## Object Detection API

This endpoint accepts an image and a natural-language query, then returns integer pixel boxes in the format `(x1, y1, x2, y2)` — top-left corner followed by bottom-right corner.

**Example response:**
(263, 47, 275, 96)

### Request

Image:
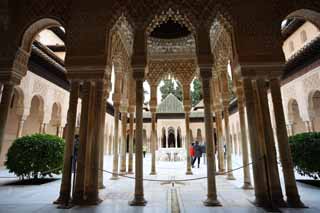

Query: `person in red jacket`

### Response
(190, 142, 195, 168)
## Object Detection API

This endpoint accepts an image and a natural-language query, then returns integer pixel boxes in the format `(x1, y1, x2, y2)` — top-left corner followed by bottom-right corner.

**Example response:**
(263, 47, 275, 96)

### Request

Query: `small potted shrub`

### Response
(5, 134, 65, 181)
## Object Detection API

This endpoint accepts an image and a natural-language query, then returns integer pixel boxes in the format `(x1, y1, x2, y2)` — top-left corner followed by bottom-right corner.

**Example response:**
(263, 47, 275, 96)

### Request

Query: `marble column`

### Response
(215, 110, 225, 173)
(86, 80, 105, 204)
(256, 79, 285, 206)
(304, 120, 313, 132)
(55, 81, 80, 205)
(120, 110, 128, 174)
(185, 110, 193, 175)
(98, 95, 108, 189)
(242, 78, 271, 207)
(150, 110, 157, 175)
(84, 83, 96, 200)
(0, 83, 14, 154)
(270, 78, 305, 208)
(223, 105, 235, 180)
(130, 76, 147, 206)
(237, 88, 252, 189)
(201, 75, 220, 206)
(73, 81, 91, 204)
(111, 104, 120, 180)
(128, 111, 134, 174)
(16, 116, 27, 138)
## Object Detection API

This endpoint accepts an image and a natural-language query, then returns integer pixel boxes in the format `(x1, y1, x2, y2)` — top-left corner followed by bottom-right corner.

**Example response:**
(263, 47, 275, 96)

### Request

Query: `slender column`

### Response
(215, 110, 225, 173)
(111, 104, 120, 179)
(237, 89, 252, 189)
(55, 81, 80, 205)
(16, 116, 27, 138)
(128, 111, 134, 174)
(223, 106, 235, 180)
(270, 78, 305, 208)
(185, 110, 193, 175)
(86, 80, 104, 204)
(0, 83, 14, 154)
(130, 77, 147, 206)
(84, 83, 96, 199)
(98, 92, 108, 189)
(242, 78, 271, 207)
(304, 121, 313, 132)
(120, 111, 128, 174)
(201, 75, 220, 206)
(150, 110, 157, 175)
(73, 81, 91, 204)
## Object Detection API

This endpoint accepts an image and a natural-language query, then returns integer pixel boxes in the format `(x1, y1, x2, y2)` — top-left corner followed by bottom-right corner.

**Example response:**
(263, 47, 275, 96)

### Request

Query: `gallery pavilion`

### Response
(0, 0, 320, 212)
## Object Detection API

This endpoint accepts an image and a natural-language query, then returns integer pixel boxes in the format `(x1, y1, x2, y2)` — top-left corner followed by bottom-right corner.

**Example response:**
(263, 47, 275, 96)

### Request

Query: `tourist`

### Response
(143, 144, 147, 158)
(190, 142, 195, 168)
(72, 135, 80, 173)
(192, 141, 202, 168)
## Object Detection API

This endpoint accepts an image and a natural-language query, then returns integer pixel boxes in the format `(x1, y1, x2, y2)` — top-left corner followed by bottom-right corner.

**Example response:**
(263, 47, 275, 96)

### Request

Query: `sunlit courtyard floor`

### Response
(0, 154, 319, 213)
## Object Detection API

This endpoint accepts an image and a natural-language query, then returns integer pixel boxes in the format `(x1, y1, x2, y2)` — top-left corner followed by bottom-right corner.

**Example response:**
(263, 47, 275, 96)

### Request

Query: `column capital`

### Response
(233, 62, 284, 80)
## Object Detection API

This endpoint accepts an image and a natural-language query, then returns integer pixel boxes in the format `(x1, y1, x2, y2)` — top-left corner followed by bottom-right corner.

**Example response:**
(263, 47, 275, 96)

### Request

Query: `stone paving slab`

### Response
(0, 154, 319, 213)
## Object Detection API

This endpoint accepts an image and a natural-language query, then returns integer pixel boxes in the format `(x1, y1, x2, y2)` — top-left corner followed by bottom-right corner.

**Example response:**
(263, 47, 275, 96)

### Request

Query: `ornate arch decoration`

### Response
(51, 102, 62, 124)
(146, 8, 196, 36)
(307, 90, 320, 117)
(20, 18, 63, 54)
(147, 59, 197, 86)
(13, 86, 25, 109)
(12, 18, 64, 81)
(287, 98, 302, 122)
(286, 9, 320, 30)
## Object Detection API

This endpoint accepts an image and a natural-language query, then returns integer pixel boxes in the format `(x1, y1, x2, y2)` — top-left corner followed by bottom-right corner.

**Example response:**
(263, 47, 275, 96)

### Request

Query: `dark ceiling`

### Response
(150, 20, 191, 39)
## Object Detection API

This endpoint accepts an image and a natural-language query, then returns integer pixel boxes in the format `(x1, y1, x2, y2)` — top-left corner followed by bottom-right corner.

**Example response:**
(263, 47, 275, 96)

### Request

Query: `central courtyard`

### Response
(0, 154, 319, 213)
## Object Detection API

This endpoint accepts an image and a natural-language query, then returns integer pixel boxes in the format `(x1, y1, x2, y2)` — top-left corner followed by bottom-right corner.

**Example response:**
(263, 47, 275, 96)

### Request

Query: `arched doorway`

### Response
(309, 90, 320, 131)
(48, 102, 62, 136)
(23, 95, 44, 136)
(288, 99, 305, 134)
(177, 127, 182, 148)
(161, 127, 166, 148)
(168, 127, 175, 148)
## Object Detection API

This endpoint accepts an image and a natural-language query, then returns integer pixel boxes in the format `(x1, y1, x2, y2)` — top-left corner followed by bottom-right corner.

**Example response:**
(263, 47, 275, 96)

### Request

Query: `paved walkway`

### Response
(0, 154, 319, 212)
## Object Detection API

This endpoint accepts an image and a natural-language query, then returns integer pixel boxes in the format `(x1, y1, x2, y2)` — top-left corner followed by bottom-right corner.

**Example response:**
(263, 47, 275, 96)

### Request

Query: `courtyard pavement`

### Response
(0, 154, 319, 213)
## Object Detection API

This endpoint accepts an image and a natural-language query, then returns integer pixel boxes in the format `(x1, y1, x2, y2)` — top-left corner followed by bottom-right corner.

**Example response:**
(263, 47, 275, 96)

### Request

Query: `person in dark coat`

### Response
(192, 141, 202, 168)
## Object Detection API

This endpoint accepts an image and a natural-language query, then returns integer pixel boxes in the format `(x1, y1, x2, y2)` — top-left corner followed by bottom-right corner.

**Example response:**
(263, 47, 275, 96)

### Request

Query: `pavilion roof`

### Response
(157, 93, 184, 113)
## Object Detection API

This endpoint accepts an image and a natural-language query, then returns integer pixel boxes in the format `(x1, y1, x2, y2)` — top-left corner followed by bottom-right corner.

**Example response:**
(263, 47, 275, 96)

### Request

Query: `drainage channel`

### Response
(171, 187, 180, 213)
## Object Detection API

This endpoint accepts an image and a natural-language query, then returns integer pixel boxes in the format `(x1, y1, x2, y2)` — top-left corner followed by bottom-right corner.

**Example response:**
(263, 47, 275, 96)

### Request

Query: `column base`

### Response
(216, 171, 226, 175)
(186, 170, 193, 175)
(57, 202, 74, 209)
(272, 198, 287, 208)
(227, 173, 236, 180)
(150, 171, 157, 175)
(110, 175, 119, 180)
(203, 198, 222, 206)
(241, 183, 253, 190)
(53, 193, 70, 205)
(82, 197, 102, 206)
(72, 191, 85, 205)
(99, 184, 106, 189)
(287, 197, 307, 208)
(119, 170, 126, 175)
(129, 196, 147, 206)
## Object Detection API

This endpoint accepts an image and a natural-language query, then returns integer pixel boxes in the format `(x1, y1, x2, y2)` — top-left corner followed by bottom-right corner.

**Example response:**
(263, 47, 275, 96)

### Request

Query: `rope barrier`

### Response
(99, 156, 265, 182)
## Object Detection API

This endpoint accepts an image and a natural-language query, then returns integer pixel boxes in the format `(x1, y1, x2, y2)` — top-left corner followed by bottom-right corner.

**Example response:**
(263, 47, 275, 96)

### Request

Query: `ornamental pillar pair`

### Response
(237, 64, 304, 208)
(56, 78, 108, 206)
